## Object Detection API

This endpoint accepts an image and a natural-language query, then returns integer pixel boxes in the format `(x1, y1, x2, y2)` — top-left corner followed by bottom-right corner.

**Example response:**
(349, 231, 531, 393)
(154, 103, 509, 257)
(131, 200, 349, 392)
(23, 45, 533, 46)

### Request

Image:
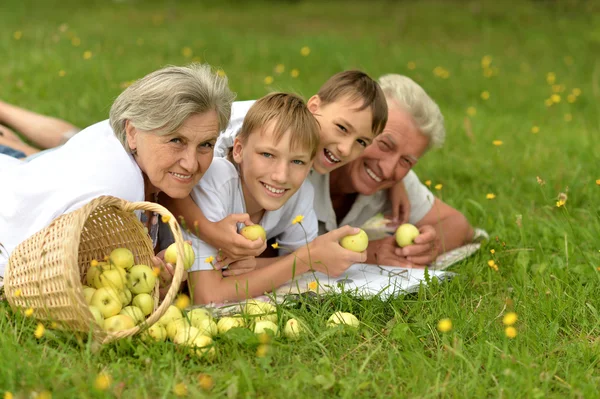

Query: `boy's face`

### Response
(308, 94, 375, 174)
(232, 121, 313, 214)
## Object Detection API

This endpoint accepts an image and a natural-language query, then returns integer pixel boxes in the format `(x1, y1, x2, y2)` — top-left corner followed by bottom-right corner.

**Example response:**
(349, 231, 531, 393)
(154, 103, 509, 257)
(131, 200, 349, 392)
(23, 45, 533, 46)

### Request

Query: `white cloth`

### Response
(214, 100, 256, 158)
(183, 157, 318, 272)
(308, 169, 435, 235)
(0, 120, 145, 276)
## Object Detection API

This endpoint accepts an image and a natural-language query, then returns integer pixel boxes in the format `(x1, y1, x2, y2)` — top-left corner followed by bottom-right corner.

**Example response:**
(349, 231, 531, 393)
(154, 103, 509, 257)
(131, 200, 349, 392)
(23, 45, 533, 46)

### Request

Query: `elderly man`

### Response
(308, 74, 474, 267)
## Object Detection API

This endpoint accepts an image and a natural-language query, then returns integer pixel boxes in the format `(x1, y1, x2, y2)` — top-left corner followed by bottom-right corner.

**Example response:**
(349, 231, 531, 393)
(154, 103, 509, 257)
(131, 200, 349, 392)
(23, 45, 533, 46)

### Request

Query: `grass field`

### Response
(2, 0, 600, 397)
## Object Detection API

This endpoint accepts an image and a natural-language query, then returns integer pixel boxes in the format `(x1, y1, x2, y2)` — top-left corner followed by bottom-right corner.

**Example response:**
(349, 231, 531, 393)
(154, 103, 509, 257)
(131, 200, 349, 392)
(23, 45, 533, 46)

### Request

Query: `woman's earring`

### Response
(131, 148, 137, 156)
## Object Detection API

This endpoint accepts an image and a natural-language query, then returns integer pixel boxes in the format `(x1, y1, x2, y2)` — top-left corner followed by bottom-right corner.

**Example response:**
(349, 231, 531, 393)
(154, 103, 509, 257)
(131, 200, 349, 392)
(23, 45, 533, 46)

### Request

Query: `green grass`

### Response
(2, 0, 600, 397)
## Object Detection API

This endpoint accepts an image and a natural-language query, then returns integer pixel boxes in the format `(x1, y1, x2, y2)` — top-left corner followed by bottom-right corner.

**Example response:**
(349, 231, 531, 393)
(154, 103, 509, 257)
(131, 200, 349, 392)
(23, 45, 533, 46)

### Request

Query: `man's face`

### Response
(345, 100, 430, 195)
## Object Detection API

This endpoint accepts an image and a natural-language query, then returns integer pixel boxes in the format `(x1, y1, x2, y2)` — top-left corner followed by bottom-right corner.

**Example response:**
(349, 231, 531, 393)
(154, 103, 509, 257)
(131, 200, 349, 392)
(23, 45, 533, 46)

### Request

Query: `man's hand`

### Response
(395, 225, 439, 267)
(366, 236, 414, 267)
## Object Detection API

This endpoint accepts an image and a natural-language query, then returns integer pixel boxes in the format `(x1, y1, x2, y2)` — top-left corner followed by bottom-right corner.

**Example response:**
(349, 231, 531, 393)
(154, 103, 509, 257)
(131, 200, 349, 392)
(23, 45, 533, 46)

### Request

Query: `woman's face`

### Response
(126, 111, 219, 199)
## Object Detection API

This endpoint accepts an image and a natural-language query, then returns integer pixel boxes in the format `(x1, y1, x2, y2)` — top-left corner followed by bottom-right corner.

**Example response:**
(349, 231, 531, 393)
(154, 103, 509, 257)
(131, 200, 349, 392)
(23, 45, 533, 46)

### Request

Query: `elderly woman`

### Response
(0, 64, 235, 285)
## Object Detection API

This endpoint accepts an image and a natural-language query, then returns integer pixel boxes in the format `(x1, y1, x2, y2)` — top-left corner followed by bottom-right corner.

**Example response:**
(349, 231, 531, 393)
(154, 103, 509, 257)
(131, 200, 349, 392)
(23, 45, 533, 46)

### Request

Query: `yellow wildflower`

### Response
(205, 256, 215, 264)
(567, 94, 576, 103)
(175, 294, 190, 310)
(531, 126, 539, 134)
(4, 392, 14, 399)
(173, 383, 188, 397)
(407, 61, 416, 70)
(58, 70, 66, 77)
(572, 88, 582, 96)
(290, 69, 299, 78)
(481, 91, 490, 100)
(292, 215, 304, 225)
(91, 259, 98, 267)
(300, 46, 311, 56)
(466, 106, 477, 116)
(493, 140, 503, 146)
(152, 266, 160, 277)
(552, 84, 564, 93)
(13, 31, 23, 40)
(437, 318, 452, 332)
(434, 184, 442, 190)
(483, 68, 494, 78)
(34, 323, 45, 339)
(550, 94, 561, 103)
(181, 47, 192, 58)
(216, 69, 226, 77)
(264, 76, 274, 85)
(83, 51, 92, 60)
(161, 214, 171, 223)
(94, 372, 112, 390)
(487, 260, 496, 267)
(256, 344, 269, 357)
(544, 98, 554, 107)
(486, 193, 496, 200)
(596, 179, 600, 185)
(71, 37, 81, 46)
(274, 64, 285, 74)
(308, 281, 318, 291)
(564, 114, 572, 122)
(505, 326, 517, 338)
(24, 308, 34, 317)
(481, 55, 492, 68)
(424, 180, 432, 187)
(556, 199, 566, 207)
(14, 289, 22, 297)
(198, 373, 214, 391)
(35, 391, 51, 399)
(502, 312, 518, 326)
(490, 249, 495, 254)
(546, 72, 556, 85)
(271, 242, 279, 249)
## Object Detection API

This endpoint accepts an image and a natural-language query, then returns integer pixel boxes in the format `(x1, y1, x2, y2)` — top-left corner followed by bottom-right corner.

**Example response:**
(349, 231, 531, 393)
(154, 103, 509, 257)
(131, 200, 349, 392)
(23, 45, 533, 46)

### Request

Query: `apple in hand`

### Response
(164, 242, 195, 271)
(88, 305, 104, 329)
(132, 293, 154, 316)
(240, 225, 266, 242)
(395, 223, 420, 248)
(90, 287, 122, 318)
(127, 264, 157, 294)
(82, 286, 96, 304)
(327, 311, 359, 328)
(109, 247, 135, 270)
(217, 316, 245, 334)
(253, 320, 278, 336)
(141, 323, 167, 342)
(157, 305, 183, 327)
(340, 229, 369, 252)
(104, 314, 136, 332)
(283, 318, 305, 340)
(120, 306, 145, 325)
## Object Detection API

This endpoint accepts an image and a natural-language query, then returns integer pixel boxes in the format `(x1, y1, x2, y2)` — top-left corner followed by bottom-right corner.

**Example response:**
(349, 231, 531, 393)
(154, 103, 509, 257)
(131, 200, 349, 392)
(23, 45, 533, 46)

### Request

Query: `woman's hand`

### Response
(211, 213, 267, 262)
(219, 256, 257, 276)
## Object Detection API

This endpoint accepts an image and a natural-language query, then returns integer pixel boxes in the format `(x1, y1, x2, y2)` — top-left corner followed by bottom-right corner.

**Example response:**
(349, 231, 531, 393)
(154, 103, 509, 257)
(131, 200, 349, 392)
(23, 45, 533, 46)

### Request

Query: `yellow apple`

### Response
(127, 264, 157, 295)
(283, 318, 305, 340)
(395, 223, 420, 248)
(244, 300, 277, 323)
(157, 305, 183, 327)
(85, 264, 101, 286)
(340, 229, 369, 252)
(120, 306, 145, 325)
(253, 320, 278, 336)
(104, 314, 136, 332)
(109, 247, 135, 270)
(82, 286, 96, 304)
(164, 242, 195, 270)
(191, 335, 216, 360)
(119, 288, 132, 307)
(327, 311, 359, 328)
(141, 323, 167, 342)
(93, 264, 126, 291)
(195, 319, 218, 338)
(90, 287, 122, 318)
(188, 308, 213, 327)
(132, 293, 154, 316)
(173, 326, 202, 346)
(217, 316, 245, 334)
(88, 305, 104, 329)
(166, 318, 190, 340)
(240, 225, 266, 241)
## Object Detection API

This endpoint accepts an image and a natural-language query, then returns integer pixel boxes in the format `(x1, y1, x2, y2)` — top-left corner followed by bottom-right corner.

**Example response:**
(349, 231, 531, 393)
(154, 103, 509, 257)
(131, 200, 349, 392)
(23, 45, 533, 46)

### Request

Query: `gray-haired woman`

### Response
(0, 64, 236, 291)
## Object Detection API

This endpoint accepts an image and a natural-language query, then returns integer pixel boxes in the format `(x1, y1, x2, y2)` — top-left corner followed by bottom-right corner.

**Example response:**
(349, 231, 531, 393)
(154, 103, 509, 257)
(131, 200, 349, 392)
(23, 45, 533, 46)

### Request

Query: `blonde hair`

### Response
(235, 92, 320, 159)
(317, 70, 388, 137)
(110, 63, 236, 152)
(378, 74, 445, 149)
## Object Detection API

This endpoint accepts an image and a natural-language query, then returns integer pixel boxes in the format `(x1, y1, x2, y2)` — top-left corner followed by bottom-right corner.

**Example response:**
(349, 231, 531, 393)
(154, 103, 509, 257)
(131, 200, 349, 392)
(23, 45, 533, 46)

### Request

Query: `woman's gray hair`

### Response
(377, 74, 445, 150)
(110, 63, 236, 152)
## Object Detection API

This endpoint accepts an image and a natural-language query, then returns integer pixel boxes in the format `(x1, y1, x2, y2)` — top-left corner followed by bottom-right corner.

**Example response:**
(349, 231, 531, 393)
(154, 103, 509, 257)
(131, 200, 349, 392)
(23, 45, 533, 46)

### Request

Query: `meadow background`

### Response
(2, 0, 600, 397)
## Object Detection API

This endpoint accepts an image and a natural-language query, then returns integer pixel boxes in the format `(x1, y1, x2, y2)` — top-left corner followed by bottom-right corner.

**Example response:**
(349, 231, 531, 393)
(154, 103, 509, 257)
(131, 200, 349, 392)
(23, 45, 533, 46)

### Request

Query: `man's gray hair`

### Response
(110, 63, 236, 152)
(378, 74, 445, 149)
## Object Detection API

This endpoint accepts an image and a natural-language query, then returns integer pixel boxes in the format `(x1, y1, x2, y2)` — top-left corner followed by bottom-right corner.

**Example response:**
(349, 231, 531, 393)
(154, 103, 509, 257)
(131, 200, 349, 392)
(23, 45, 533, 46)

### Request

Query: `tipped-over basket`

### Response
(3, 195, 187, 344)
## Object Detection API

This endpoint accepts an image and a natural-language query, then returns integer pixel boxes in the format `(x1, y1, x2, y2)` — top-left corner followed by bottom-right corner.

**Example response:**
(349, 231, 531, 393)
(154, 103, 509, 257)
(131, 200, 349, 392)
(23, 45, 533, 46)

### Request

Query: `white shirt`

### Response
(308, 169, 435, 235)
(184, 157, 318, 272)
(0, 120, 145, 276)
(214, 100, 256, 158)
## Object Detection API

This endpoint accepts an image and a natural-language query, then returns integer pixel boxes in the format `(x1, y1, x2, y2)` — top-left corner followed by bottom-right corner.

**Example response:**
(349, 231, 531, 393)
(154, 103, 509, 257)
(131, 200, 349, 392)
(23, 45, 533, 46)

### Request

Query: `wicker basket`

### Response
(3, 195, 186, 344)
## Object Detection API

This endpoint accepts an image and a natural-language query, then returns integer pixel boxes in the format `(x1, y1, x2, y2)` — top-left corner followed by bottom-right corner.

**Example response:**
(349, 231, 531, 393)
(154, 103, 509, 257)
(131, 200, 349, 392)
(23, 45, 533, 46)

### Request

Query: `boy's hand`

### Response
(302, 226, 367, 277)
(212, 213, 267, 260)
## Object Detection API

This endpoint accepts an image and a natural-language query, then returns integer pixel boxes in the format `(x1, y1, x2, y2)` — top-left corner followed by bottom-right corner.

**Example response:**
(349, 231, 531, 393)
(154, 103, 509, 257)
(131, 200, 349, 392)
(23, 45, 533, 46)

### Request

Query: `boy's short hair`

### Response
(317, 70, 388, 136)
(237, 92, 320, 159)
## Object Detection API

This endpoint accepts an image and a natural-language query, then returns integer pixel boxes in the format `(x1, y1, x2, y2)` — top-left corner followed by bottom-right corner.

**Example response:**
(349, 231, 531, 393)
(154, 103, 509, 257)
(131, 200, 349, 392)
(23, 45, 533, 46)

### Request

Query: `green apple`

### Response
(327, 311, 360, 328)
(283, 318, 305, 340)
(157, 305, 183, 327)
(166, 318, 190, 340)
(93, 265, 126, 291)
(88, 305, 104, 329)
(82, 286, 96, 304)
(120, 306, 145, 325)
(109, 247, 135, 270)
(173, 326, 202, 346)
(85, 264, 101, 286)
(127, 264, 157, 295)
(195, 319, 218, 338)
(188, 308, 213, 328)
(340, 229, 369, 252)
(240, 225, 266, 241)
(217, 316, 245, 334)
(253, 320, 278, 336)
(164, 242, 195, 270)
(141, 323, 167, 342)
(132, 293, 154, 316)
(244, 300, 277, 323)
(119, 288, 132, 306)
(90, 287, 122, 318)
(191, 335, 215, 359)
(395, 223, 420, 248)
(104, 314, 136, 332)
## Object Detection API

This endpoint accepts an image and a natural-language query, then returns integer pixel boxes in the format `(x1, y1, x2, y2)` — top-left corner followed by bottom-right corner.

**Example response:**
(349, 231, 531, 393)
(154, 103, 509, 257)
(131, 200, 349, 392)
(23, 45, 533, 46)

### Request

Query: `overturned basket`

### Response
(3, 195, 186, 344)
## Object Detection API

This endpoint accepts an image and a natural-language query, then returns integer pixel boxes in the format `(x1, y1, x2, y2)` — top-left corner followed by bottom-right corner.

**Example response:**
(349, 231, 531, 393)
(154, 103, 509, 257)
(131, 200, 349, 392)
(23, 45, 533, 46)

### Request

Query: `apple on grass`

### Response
(164, 242, 196, 271)
(173, 326, 202, 346)
(90, 287, 122, 318)
(132, 293, 154, 316)
(188, 308, 213, 327)
(217, 316, 245, 334)
(82, 286, 96, 304)
(395, 223, 420, 248)
(127, 264, 157, 295)
(141, 324, 167, 342)
(166, 318, 190, 340)
(240, 225, 266, 242)
(157, 305, 183, 327)
(88, 306, 104, 329)
(109, 247, 135, 270)
(327, 311, 360, 328)
(283, 318, 305, 340)
(195, 319, 218, 338)
(340, 229, 369, 252)
(191, 335, 216, 360)
(120, 306, 145, 325)
(104, 314, 136, 332)
(244, 300, 277, 323)
(253, 320, 278, 336)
